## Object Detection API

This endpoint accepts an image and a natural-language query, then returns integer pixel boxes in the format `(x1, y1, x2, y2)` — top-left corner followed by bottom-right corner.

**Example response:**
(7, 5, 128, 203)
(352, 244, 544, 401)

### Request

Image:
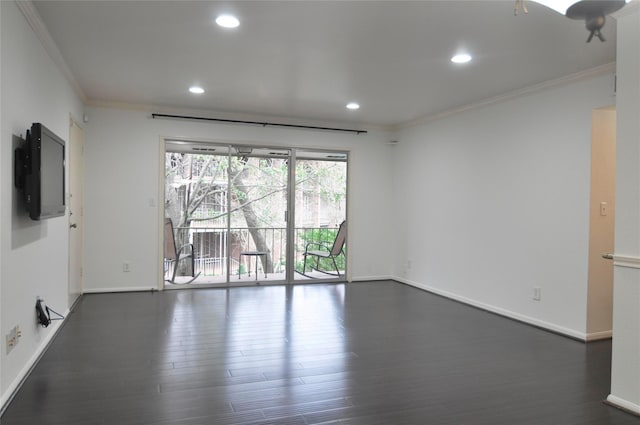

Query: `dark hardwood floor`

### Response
(2, 281, 639, 425)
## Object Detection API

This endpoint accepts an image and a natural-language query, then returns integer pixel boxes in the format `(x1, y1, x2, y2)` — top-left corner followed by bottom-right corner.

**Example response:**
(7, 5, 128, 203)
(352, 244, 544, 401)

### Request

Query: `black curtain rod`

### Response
(151, 113, 367, 135)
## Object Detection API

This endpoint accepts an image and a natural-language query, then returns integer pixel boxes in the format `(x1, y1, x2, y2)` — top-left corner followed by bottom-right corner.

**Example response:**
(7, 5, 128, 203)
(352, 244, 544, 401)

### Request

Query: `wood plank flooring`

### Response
(2, 281, 639, 424)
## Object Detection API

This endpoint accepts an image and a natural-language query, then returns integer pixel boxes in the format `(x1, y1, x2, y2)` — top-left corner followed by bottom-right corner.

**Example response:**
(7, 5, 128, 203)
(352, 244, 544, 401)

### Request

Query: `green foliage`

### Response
(299, 227, 337, 244)
(295, 227, 346, 274)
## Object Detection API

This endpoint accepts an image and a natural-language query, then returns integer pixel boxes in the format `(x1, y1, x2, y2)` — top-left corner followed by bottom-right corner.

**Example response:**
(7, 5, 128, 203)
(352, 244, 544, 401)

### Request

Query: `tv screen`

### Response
(24, 123, 66, 220)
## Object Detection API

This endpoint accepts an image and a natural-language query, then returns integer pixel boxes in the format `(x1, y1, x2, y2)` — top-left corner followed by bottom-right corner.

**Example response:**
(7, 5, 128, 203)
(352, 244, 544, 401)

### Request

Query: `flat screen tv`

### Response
(16, 123, 66, 220)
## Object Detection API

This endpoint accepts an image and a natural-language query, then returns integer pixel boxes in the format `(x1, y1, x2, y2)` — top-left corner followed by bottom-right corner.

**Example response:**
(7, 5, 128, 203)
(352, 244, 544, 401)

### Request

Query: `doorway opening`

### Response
(586, 106, 616, 340)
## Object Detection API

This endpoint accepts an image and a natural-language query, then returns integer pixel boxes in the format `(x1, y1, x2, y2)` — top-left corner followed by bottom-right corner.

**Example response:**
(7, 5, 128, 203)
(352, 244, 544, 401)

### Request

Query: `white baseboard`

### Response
(84, 279, 391, 293)
(395, 277, 588, 341)
(82, 286, 157, 293)
(586, 330, 613, 341)
(607, 394, 640, 416)
(0, 308, 70, 415)
(351, 275, 392, 282)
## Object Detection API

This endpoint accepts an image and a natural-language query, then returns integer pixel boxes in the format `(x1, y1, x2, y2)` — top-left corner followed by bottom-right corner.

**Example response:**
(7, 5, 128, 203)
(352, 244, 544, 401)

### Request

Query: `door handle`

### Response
(70, 223, 77, 229)
(602, 253, 614, 260)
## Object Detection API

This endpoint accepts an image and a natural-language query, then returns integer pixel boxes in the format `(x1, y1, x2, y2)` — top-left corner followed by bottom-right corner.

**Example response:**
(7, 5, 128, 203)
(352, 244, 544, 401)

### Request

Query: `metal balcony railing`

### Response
(165, 226, 344, 280)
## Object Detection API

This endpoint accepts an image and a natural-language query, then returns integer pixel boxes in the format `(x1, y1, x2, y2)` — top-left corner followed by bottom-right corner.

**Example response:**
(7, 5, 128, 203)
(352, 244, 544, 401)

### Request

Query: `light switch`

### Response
(600, 202, 608, 216)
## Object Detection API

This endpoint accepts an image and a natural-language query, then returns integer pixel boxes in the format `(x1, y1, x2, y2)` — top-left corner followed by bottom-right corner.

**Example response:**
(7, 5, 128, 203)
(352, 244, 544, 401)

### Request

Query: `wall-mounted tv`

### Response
(14, 123, 66, 220)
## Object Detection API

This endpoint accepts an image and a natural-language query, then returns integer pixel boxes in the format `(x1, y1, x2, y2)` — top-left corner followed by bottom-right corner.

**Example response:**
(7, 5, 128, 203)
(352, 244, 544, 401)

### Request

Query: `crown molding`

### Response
(397, 62, 616, 130)
(16, 0, 86, 102)
(86, 99, 394, 134)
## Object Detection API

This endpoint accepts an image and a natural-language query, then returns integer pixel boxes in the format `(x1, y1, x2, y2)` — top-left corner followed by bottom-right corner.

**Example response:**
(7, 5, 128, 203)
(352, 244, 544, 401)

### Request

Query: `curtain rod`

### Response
(151, 113, 367, 135)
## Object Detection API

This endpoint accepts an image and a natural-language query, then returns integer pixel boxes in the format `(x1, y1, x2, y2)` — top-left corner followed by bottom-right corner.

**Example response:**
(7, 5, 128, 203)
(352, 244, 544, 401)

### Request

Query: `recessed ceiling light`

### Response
(451, 53, 472, 64)
(216, 14, 240, 28)
(346, 102, 360, 110)
(189, 86, 205, 94)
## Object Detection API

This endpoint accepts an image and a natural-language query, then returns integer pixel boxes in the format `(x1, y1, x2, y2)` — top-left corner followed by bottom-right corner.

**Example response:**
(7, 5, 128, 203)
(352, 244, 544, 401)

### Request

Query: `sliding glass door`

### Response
(293, 150, 348, 281)
(163, 141, 347, 287)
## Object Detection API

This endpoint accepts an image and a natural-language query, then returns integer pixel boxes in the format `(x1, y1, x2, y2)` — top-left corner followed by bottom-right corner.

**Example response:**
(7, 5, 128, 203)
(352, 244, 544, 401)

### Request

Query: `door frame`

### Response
(158, 138, 350, 289)
(68, 115, 85, 304)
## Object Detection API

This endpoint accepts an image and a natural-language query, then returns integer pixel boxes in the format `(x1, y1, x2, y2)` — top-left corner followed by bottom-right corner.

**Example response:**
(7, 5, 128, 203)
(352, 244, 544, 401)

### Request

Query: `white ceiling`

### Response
(32, 1, 619, 128)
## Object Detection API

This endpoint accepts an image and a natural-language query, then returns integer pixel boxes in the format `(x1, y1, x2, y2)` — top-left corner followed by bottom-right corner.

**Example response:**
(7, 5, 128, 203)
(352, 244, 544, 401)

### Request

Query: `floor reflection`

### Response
(3, 282, 635, 425)
(161, 283, 350, 417)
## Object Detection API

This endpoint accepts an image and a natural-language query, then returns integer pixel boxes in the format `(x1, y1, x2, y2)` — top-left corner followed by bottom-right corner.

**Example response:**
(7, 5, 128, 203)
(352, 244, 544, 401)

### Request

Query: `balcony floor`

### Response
(166, 269, 344, 287)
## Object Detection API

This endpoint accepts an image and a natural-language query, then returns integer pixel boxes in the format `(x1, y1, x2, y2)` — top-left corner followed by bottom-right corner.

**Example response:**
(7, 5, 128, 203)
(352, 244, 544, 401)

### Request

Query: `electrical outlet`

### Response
(123, 262, 131, 272)
(533, 287, 542, 301)
(5, 325, 21, 355)
(6, 333, 15, 354)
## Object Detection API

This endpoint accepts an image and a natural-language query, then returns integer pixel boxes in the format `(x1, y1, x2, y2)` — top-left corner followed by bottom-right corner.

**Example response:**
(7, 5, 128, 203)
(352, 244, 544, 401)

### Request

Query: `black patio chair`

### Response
(164, 218, 200, 284)
(302, 220, 347, 277)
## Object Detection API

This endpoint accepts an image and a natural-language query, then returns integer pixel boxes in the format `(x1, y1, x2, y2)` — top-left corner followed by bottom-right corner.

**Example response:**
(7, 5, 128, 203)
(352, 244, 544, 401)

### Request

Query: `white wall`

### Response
(82, 106, 394, 292)
(392, 73, 615, 339)
(0, 0, 83, 407)
(608, 4, 640, 415)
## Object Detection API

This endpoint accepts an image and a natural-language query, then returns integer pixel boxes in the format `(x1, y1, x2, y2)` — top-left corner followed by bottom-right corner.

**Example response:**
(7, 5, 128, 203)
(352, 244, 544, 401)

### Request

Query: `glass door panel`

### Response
(293, 150, 347, 281)
(228, 146, 289, 285)
(164, 142, 231, 286)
